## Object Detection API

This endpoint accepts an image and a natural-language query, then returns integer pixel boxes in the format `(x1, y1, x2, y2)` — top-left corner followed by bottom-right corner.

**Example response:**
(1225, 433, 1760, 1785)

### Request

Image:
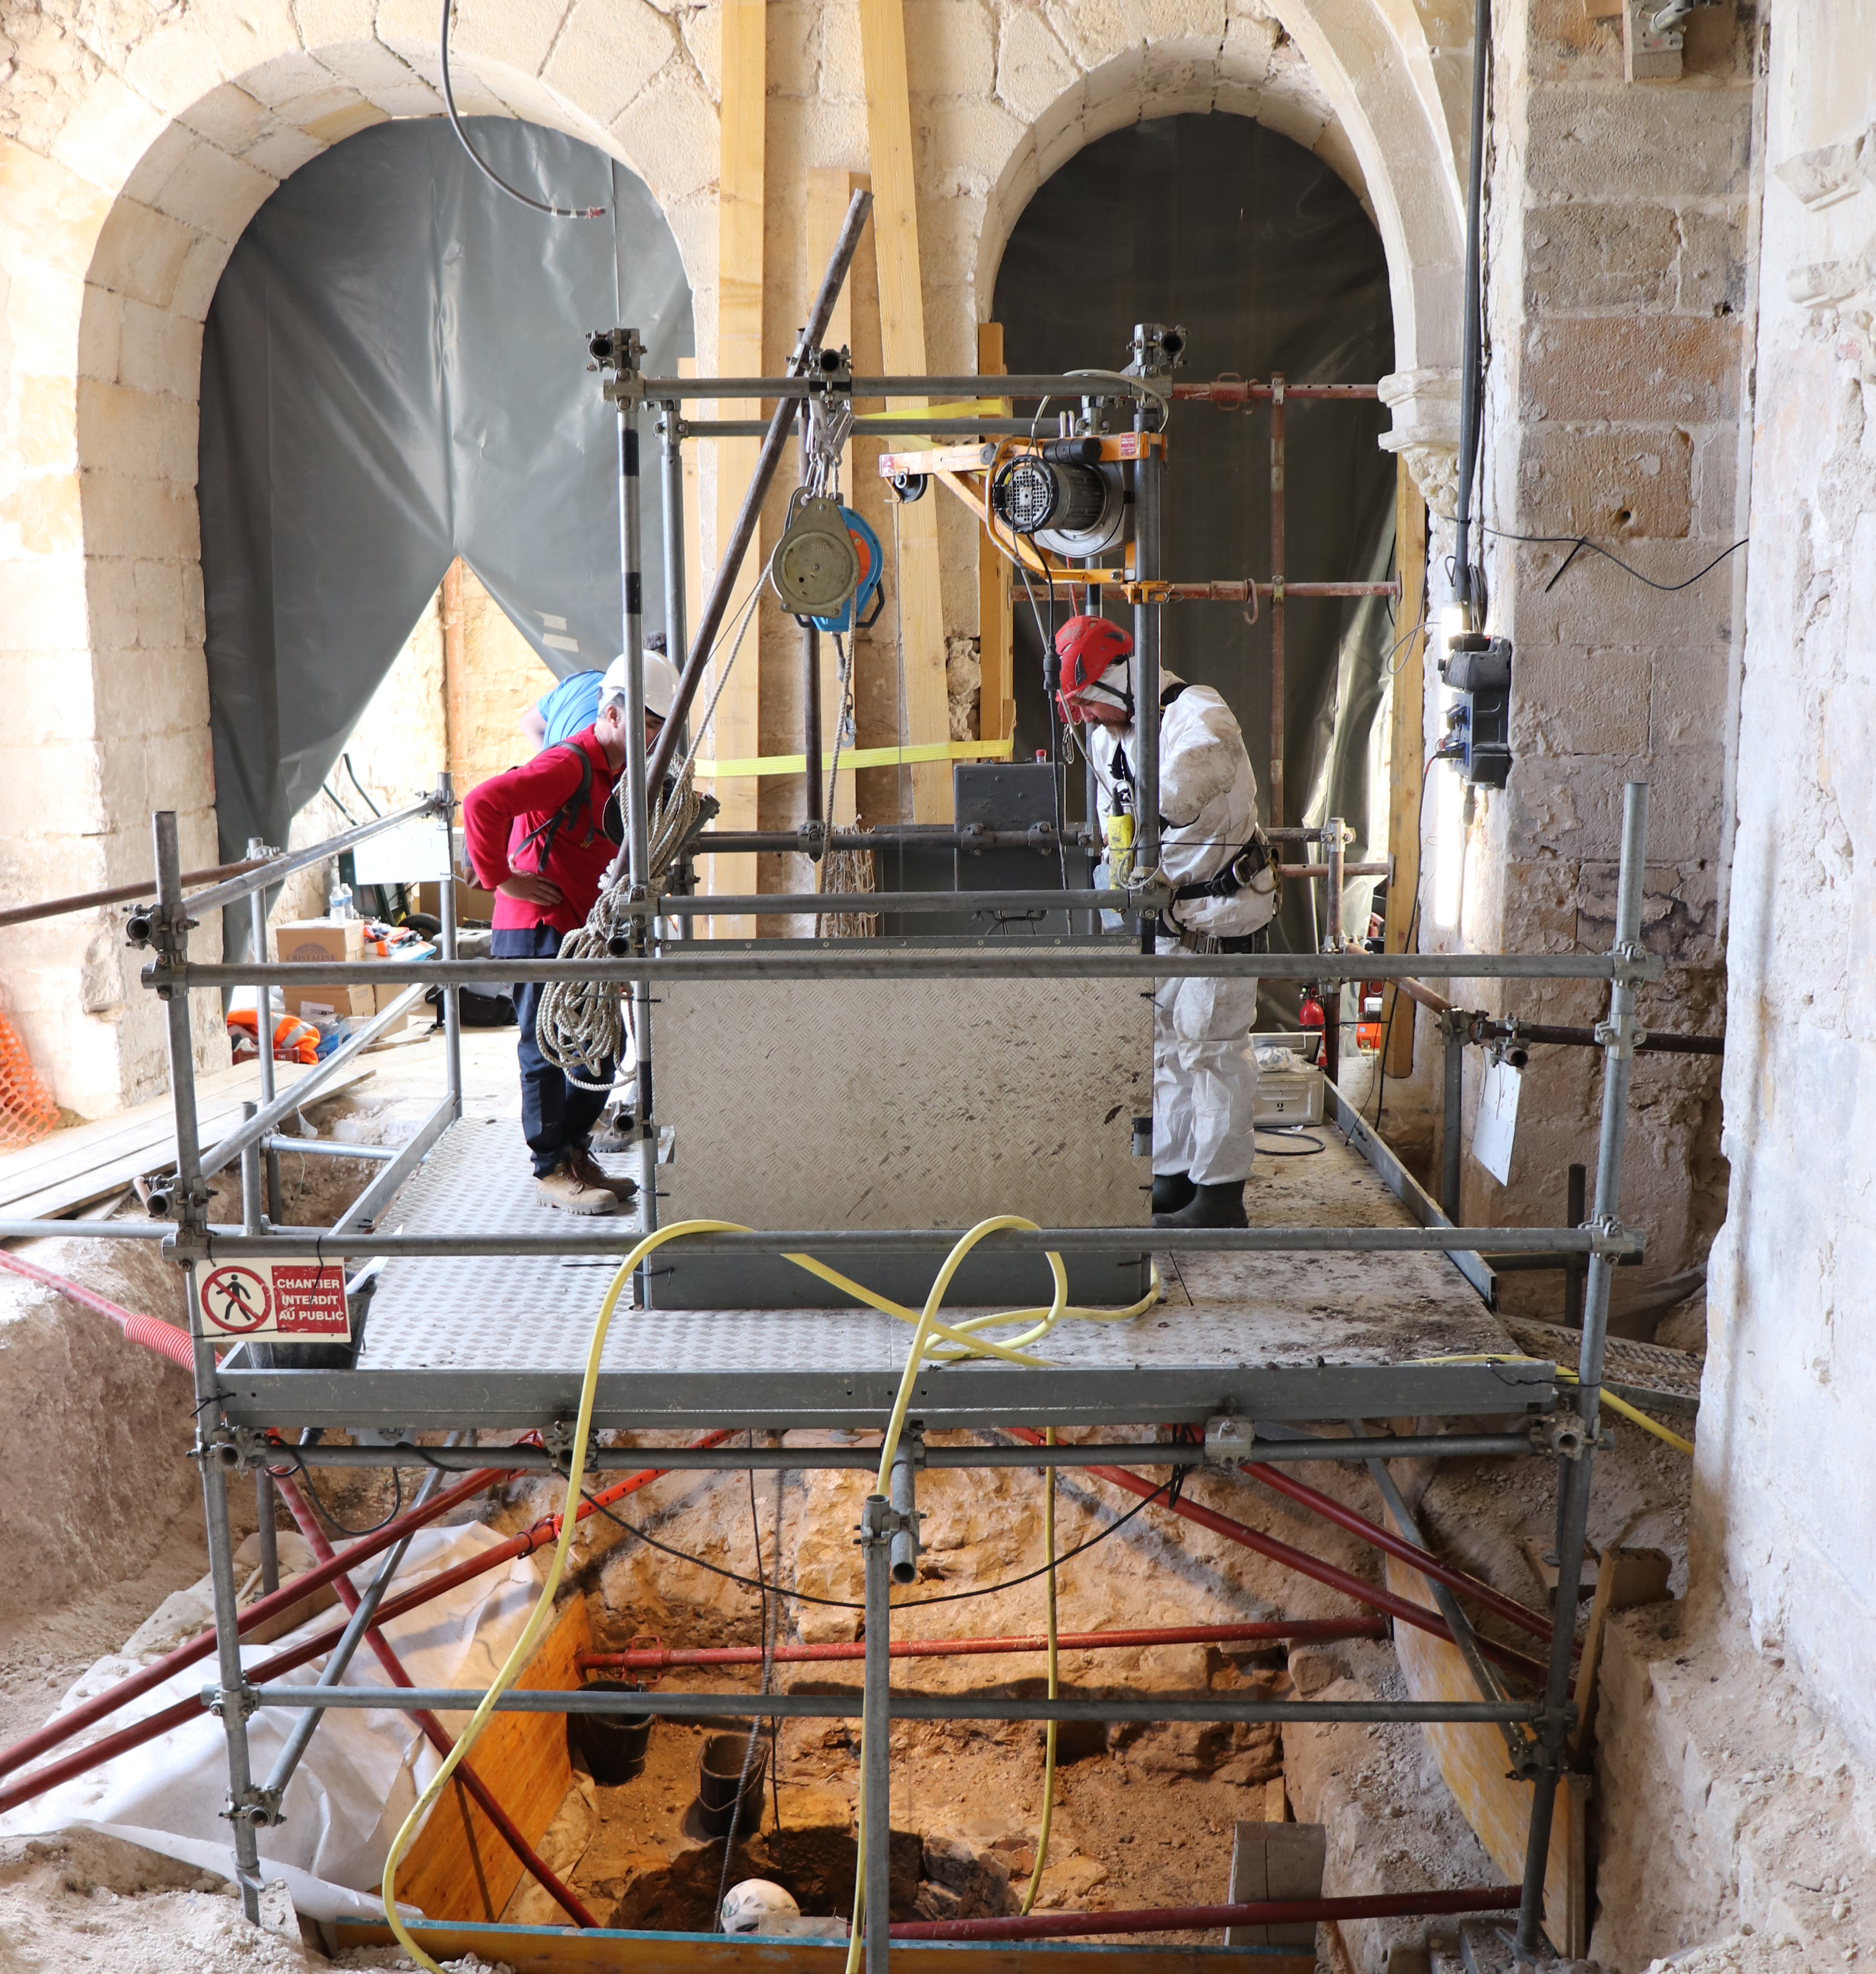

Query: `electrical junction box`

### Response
(1439, 633, 1513, 788)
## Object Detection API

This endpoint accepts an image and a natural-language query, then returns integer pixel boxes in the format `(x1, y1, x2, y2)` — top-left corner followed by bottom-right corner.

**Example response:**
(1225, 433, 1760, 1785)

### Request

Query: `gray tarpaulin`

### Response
(992, 113, 1397, 972)
(198, 117, 694, 865)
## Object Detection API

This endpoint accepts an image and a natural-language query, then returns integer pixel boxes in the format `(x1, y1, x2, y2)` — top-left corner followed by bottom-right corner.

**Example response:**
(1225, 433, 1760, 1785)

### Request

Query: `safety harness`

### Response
(513, 740, 609, 873)
(1110, 683, 1281, 913)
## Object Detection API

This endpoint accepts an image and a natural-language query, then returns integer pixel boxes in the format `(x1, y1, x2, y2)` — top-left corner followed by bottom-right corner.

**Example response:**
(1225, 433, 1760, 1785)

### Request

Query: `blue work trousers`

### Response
(492, 925, 617, 1177)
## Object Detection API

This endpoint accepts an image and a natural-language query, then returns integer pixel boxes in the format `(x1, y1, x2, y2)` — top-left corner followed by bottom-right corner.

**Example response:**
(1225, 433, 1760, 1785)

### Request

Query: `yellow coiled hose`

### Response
(380, 1216, 1160, 1972)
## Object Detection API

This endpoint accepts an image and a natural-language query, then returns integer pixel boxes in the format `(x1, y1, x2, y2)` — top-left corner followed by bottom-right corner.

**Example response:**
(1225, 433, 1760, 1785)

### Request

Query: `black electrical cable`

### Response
(439, 0, 605, 220)
(273, 1451, 407, 1537)
(1253, 1127, 1327, 1157)
(581, 1475, 1173, 1610)
(320, 781, 360, 828)
(341, 753, 381, 818)
(1481, 526, 1747, 595)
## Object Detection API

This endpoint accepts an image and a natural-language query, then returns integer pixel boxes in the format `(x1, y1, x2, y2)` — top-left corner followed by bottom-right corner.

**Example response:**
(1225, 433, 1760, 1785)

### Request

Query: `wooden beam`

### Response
(1382, 458, 1428, 1079)
(397, 1594, 591, 1924)
(704, 0, 766, 935)
(1382, 1543, 1586, 1955)
(976, 321, 1015, 744)
(860, 0, 953, 823)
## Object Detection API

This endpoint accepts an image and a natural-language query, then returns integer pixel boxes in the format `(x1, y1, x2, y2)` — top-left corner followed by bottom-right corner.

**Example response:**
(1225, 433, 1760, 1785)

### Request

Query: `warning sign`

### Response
(198, 1261, 350, 1341)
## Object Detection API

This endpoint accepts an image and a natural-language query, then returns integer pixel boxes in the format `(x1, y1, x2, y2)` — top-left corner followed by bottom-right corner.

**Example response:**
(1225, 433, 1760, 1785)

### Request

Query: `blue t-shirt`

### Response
(536, 670, 605, 748)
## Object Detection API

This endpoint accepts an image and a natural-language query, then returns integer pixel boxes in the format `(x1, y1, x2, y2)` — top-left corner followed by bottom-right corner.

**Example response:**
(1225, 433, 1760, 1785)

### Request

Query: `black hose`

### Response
(1452, 0, 1493, 615)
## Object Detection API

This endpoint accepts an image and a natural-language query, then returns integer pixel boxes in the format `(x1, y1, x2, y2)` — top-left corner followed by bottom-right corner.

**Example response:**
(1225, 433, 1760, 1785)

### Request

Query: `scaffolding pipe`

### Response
(575, 1618, 1387, 1674)
(645, 190, 872, 796)
(1001, 1432, 1546, 1685)
(892, 1886, 1519, 1943)
(0, 1464, 508, 1785)
(0, 1439, 732, 1812)
(273, 1471, 598, 1929)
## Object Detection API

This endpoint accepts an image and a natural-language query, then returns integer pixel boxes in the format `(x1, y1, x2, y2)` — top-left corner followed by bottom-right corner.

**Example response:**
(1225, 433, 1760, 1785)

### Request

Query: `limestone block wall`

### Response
(1414, 0, 1755, 1320)
(1695, 0, 1876, 1765)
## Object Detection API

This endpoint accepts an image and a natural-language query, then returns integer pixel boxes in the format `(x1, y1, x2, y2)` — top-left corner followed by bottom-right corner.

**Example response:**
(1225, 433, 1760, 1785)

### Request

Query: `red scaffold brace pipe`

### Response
(0, 1437, 733, 1816)
(272, 1472, 598, 1930)
(891, 1884, 1521, 1941)
(576, 1617, 1387, 1676)
(1003, 1431, 1547, 1688)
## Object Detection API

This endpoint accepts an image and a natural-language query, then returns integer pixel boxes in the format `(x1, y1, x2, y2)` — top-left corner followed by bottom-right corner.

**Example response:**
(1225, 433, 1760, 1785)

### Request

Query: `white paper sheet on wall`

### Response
(1473, 1058, 1522, 1185)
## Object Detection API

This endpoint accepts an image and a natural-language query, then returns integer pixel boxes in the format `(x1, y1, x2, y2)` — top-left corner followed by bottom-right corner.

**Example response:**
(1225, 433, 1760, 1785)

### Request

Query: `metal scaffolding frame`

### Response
(4, 266, 1661, 1962)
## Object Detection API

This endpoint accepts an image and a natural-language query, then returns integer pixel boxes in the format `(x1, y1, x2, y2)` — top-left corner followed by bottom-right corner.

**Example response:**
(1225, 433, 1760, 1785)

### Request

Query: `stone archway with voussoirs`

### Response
(972, 1, 1470, 511)
(0, 9, 715, 1117)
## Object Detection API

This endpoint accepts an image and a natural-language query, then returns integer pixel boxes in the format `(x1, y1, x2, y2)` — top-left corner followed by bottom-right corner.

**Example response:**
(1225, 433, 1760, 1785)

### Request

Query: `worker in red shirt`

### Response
(463, 649, 681, 1214)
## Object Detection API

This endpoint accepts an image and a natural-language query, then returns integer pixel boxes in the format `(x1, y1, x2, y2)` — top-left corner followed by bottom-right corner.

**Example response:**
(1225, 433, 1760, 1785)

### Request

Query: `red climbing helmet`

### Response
(1054, 615, 1134, 725)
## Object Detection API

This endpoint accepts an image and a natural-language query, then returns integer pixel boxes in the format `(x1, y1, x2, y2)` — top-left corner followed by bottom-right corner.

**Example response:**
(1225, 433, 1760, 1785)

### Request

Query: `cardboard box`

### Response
(416, 878, 498, 926)
(272, 920, 370, 1024)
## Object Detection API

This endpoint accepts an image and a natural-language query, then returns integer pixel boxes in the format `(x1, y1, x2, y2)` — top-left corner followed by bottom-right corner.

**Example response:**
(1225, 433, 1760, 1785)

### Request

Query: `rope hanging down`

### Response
(533, 764, 704, 1090)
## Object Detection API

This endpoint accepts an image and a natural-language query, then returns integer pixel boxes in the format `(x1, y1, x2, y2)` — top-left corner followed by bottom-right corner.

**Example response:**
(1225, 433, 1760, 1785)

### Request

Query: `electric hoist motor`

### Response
(771, 494, 862, 616)
(990, 440, 1127, 560)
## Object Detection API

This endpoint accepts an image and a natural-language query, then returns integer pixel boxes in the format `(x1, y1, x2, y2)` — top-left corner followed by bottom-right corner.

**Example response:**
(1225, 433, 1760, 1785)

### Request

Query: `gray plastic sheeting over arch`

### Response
(198, 117, 694, 864)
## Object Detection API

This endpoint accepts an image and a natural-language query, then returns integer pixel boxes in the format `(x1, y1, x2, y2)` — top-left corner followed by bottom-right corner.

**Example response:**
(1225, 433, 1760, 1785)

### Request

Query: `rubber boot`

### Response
(1151, 1172, 1195, 1215)
(1152, 1180, 1248, 1230)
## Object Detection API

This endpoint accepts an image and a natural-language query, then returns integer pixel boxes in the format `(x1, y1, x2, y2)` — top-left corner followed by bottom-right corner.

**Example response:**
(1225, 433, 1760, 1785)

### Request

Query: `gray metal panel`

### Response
(652, 953, 1146, 1303)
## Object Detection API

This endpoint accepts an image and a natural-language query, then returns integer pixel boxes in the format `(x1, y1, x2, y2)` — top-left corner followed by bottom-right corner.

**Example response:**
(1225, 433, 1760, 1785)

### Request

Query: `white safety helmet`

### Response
(719, 1879, 800, 1935)
(601, 648, 681, 723)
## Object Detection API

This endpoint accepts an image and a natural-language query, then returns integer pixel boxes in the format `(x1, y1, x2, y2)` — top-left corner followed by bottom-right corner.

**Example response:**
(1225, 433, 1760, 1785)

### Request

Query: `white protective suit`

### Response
(1087, 674, 1276, 1185)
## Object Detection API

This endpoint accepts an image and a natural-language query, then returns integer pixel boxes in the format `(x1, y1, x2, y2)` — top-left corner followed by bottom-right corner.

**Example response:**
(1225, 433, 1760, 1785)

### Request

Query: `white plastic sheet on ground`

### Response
(0, 1524, 545, 1921)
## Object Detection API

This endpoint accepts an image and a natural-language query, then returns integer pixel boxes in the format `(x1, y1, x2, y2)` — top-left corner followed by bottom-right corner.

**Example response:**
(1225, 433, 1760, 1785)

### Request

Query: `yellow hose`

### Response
(377, 1216, 1160, 1971)
(1413, 1352, 1696, 1456)
(1021, 1425, 1058, 1915)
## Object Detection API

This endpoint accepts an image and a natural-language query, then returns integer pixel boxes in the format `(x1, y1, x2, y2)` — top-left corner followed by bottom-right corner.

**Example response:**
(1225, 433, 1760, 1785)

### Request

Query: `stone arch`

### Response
(972, 3, 1467, 489)
(0, 8, 712, 1110)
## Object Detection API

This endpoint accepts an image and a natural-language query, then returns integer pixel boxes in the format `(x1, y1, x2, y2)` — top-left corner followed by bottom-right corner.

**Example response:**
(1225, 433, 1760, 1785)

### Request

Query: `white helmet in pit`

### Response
(719, 1878, 801, 1935)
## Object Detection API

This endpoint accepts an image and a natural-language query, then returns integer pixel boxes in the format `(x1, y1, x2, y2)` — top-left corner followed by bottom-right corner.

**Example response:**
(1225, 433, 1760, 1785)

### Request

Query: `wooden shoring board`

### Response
(397, 1593, 590, 1924)
(704, 0, 766, 935)
(976, 321, 1016, 745)
(0, 1059, 372, 1222)
(1382, 457, 1428, 1080)
(859, 0, 954, 823)
(333, 1918, 1305, 1973)
(1380, 1546, 1584, 1955)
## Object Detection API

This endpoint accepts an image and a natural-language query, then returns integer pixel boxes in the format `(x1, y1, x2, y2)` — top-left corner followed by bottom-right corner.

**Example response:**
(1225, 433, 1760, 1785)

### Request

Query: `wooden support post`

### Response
(976, 320, 1015, 744)
(704, 0, 766, 935)
(1382, 458, 1429, 1079)
(807, 168, 878, 829)
(860, 0, 954, 823)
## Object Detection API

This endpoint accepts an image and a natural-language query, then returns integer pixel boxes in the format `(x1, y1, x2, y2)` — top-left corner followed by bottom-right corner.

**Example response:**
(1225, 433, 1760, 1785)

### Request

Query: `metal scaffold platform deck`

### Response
(215, 1116, 1554, 1433)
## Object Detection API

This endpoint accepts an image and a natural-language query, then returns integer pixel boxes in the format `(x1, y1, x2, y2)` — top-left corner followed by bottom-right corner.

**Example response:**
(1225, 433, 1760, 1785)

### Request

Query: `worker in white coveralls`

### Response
(1055, 614, 1279, 1230)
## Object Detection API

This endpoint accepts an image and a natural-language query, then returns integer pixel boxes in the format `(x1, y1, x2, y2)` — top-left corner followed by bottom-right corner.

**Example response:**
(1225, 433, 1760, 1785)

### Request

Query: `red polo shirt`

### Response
(462, 729, 621, 934)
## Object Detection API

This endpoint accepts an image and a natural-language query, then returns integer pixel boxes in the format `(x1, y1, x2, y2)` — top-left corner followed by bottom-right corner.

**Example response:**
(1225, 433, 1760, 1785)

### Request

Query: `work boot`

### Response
(1152, 1180, 1248, 1230)
(536, 1155, 620, 1215)
(1151, 1171, 1195, 1215)
(570, 1145, 638, 1202)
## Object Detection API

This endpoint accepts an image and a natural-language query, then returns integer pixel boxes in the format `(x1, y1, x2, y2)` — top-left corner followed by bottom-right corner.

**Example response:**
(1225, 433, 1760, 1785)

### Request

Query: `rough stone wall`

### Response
(1415, 0, 1754, 1322)
(1694, 0, 1876, 1766)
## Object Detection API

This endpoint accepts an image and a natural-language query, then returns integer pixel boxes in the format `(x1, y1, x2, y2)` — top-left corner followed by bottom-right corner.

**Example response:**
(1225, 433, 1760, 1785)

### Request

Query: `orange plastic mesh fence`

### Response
(0, 1014, 59, 1149)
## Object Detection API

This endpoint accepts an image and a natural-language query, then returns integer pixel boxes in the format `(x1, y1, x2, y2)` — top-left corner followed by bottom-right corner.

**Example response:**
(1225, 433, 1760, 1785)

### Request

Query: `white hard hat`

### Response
(719, 1879, 800, 1935)
(601, 649, 682, 721)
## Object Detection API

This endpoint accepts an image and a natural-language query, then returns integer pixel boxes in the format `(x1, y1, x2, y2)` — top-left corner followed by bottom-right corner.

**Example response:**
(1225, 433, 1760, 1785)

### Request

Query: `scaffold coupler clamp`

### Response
(244, 1782, 287, 1828)
(1588, 1212, 1641, 1259)
(1126, 869, 1175, 921)
(590, 326, 646, 407)
(1202, 1413, 1254, 1464)
(225, 1425, 275, 1473)
(1594, 1010, 1649, 1058)
(1531, 1413, 1594, 1460)
(195, 1425, 245, 1472)
(1611, 936, 1663, 984)
(204, 1681, 260, 1727)
(543, 1416, 584, 1475)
